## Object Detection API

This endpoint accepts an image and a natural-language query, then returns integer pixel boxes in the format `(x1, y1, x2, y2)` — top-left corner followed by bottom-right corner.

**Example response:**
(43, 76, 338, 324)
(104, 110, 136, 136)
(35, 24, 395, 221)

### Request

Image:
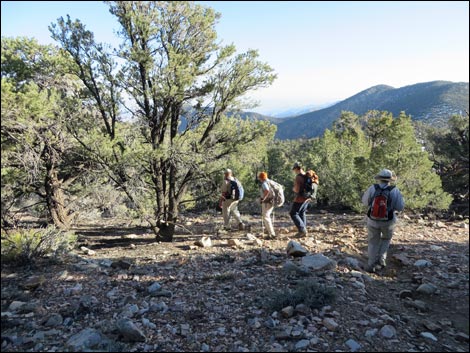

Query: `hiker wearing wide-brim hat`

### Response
(361, 168, 405, 273)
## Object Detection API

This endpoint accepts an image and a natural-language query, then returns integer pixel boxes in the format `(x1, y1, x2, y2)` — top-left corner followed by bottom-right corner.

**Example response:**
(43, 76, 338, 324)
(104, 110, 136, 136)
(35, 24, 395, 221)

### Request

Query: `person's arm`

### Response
(362, 186, 373, 206)
(392, 188, 405, 211)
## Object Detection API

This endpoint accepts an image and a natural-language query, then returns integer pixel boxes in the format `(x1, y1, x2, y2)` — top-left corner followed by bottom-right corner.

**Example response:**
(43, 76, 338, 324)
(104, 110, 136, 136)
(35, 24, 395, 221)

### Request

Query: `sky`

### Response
(1, 1, 469, 115)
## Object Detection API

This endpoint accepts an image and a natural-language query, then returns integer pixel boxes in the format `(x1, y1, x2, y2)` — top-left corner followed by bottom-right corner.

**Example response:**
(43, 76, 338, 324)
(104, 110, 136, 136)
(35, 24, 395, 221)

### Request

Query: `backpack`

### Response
(367, 184, 395, 221)
(302, 170, 319, 199)
(267, 179, 285, 207)
(229, 178, 244, 201)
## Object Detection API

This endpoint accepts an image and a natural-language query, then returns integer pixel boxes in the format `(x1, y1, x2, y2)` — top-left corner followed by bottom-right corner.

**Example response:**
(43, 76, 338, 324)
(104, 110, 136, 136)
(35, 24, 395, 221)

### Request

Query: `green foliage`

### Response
(268, 110, 453, 212)
(417, 114, 469, 212)
(1, 227, 77, 264)
(265, 280, 336, 312)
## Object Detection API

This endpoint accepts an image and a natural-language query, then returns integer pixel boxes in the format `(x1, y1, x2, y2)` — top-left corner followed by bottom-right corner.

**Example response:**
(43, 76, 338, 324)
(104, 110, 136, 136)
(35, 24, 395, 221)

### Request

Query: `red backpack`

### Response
(368, 184, 395, 221)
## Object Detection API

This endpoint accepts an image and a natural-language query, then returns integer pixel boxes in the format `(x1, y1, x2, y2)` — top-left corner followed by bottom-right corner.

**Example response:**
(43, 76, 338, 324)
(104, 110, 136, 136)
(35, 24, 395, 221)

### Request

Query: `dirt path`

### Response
(1, 210, 469, 352)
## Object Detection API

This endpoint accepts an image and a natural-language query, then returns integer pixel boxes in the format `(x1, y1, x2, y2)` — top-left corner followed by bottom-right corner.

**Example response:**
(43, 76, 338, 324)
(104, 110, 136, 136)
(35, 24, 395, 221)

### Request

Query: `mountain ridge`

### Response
(270, 80, 469, 139)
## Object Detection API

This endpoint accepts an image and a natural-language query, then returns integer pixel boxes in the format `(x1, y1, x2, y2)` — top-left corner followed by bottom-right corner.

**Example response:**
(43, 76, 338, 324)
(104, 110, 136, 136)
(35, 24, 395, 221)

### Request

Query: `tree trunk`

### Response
(45, 168, 70, 229)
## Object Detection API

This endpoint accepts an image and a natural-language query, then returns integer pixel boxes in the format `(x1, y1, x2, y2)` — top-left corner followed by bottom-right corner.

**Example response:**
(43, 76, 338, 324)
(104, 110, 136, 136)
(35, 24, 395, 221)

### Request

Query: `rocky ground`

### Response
(1, 209, 469, 352)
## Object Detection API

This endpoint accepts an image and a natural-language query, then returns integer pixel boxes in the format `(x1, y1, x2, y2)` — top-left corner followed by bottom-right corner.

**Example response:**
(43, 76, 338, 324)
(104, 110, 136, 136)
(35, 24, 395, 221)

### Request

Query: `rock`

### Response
(80, 246, 96, 255)
(65, 328, 105, 351)
(323, 318, 338, 331)
(393, 253, 412, 265)
(246, 233, 257, 241)
(286, 241, 308, 257)
(399, 290, 413, 299)
(111, 260, 132, 269)
(281, 306, 294, 318)
(416, 283, 438, 295)
(435, 221, 447, 228)
(116, 318, 146, 342)
(194, 236, 212, 247)
(406, 300, 428, 312)
(294, 303, 310, 315)
(301, 254, 337, 271)
(228, 239, 242, 247)
(345, 339, 361, 352)
(100, 259, 113, 268)
(414, 259, 432, 267)
(44, 313, 63, 327)
(148, 282, 162, 294)
(8, 301, 27, 312)
(420, 331, 438, 341)
(295, 339, 310, 350)
(455, 332, 469, 342)
(282, 261, 309, 276)
(379, 325, 396, 338)
(422, 320, 442, 332)
(180, 323, 191, 336)
(345, 257, 361, 270)
(64, 283, 83, 296)
(365, 328, 378, 338)
(20, 275, 46, 290)
(150, 301, 168, 313)
(121, 234, 139, 239)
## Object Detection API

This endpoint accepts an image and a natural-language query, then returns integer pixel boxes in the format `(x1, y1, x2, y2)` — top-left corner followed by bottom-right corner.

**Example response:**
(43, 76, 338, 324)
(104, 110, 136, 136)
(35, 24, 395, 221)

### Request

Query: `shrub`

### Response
(266, 280, 336, 312)
(1, 226, 76, 264)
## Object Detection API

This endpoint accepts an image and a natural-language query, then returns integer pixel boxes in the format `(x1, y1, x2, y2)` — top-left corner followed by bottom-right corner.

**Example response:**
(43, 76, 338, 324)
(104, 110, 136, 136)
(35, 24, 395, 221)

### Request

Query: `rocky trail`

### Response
(1, 209, 469, 352)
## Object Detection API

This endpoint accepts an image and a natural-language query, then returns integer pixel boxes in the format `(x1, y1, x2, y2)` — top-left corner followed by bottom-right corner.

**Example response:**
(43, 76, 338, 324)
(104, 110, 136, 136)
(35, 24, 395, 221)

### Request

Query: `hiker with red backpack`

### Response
(290, 162, 318, 238)
(220, 169, 245, 232)
(362, 169, 405, 273)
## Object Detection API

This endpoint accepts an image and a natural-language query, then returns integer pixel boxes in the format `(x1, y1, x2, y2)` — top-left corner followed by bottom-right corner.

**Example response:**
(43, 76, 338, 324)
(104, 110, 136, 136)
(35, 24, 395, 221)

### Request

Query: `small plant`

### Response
(1, 226, 77, 265)
(265, 280, 336, 312)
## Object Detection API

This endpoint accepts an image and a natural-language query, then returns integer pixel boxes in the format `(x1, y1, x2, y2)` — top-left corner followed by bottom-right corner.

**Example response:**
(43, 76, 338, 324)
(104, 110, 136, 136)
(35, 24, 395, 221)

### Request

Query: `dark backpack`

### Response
(302, 171, 319, 199)
(229, 178, 244, 201)
(367, 184, 395, 221)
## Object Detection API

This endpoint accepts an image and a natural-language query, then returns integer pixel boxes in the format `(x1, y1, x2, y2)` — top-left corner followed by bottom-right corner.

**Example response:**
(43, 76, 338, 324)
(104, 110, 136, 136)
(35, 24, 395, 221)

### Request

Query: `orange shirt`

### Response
(293, 173, 309, 203)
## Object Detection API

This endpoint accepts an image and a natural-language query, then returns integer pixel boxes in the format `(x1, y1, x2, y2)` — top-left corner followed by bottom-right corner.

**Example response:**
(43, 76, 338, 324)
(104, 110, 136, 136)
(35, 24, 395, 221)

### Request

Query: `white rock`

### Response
(414, 259, 432, 267)
(286, 240, 308, 257)
(379, 325, 396, 338)
(323, 317, 339, 331)
(420, 332, 438, 341)
(301, 254, 337, 271)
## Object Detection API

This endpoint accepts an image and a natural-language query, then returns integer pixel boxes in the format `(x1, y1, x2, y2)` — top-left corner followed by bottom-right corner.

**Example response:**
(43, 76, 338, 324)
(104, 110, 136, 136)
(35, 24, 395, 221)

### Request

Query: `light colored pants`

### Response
(223, 199, 242, 228)
(366, 218, 397, 266)
(262, 202, 275, 237)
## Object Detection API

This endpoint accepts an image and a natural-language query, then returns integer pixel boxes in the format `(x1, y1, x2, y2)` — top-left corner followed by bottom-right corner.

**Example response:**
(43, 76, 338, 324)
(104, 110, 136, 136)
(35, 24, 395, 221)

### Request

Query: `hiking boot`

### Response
(364, 264, 377, 273)
(295, 230, 308, 238)
(238, 223, 245, 231)
(378, 259, 387, 268)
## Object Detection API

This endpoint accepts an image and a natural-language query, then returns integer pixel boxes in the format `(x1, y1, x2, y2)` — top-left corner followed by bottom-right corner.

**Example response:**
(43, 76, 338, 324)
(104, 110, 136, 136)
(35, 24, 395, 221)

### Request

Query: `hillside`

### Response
(1, 211, 468, 352)
(274, 81, 469, 140)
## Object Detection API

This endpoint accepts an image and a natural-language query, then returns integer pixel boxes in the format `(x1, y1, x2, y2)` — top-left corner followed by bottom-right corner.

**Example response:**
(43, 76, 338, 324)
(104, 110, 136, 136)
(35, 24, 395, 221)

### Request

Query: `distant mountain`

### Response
(264, 102, 338, 118)
(274, 81, 469, 140)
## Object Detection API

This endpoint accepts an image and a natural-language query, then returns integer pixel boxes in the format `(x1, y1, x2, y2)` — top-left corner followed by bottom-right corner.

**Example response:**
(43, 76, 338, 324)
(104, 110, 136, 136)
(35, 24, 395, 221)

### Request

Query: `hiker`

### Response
(290, 162, 311, 237)
(361, 168, 405, 273)
(220, 169, 245, 231)
(258, 172, 276, 239)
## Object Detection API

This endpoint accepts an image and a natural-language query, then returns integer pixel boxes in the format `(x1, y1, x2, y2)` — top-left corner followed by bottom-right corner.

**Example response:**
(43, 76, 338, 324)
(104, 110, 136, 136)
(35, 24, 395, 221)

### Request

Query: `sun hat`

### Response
(258, 172, 268, 180)
(374, 169, 397, 181)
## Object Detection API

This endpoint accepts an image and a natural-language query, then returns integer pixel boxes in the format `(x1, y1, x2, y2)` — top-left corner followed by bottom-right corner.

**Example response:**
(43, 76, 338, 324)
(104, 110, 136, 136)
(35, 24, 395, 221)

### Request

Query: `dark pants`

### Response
(290, 201, 309, 232)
